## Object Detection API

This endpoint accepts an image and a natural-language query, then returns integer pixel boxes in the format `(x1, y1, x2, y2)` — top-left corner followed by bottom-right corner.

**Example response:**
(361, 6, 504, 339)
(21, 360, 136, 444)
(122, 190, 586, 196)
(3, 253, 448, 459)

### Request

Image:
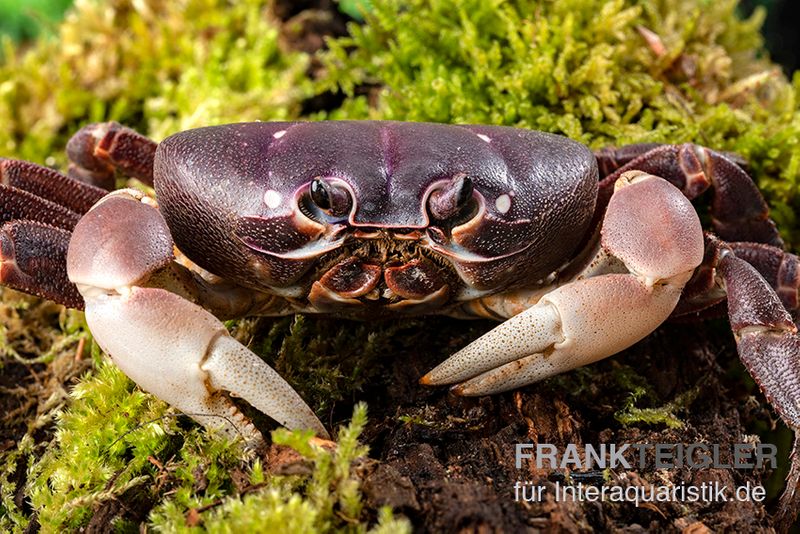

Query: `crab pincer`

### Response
(421, 171, 705, 392)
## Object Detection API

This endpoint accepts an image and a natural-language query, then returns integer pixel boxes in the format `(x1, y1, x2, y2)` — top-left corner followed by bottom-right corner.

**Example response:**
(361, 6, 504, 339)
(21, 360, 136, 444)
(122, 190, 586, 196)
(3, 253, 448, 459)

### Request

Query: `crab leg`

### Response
(0, 220, 83, 308)
(68, 191, 328, 443)
(595, 143, 664, 177)
(673, 236, 800, 319)
(710, 244, 800, 531)
(0, 159, 108, 307)
(728, 241, 800, 312)
(0, 185, 82, 230)
(67, 122, 157, 189)
(1, 158, 105, 214)
(422, 171, 704, 393)
(594, 143, 747, 178)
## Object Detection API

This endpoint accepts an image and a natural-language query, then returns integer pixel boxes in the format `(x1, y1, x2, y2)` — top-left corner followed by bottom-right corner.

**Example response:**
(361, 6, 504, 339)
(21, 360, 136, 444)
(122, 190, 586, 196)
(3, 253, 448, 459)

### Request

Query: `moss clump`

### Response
(0, 0, 310, 164)
(4, 362, 407, 532)
(319, 0, 800, 247)
(25, 362, 172, 530)
(615, 386, 701, 429)
(148, 405, 407, 533)
(237, 314, 461, 415)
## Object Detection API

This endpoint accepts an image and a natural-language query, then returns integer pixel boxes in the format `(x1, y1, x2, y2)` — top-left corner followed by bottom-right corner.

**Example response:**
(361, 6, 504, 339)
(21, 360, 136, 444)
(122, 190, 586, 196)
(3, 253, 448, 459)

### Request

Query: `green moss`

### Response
(23, 362, 169, 530)
(0, 0, 73, 44)
(319, 0, 800, 247)
(241, 315, 439, 414)
(615, 386, 701, 428)
(0, 0, 310, 164)
(3, 363, 406, 532)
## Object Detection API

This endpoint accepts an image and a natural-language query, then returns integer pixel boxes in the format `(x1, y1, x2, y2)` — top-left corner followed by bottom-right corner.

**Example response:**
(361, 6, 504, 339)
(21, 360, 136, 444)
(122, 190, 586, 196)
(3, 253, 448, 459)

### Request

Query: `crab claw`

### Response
(83, 287, 329, 443)
(422, 172, 704, 395)
(424, 273, 688, 394)
(68, 190, 328, 444)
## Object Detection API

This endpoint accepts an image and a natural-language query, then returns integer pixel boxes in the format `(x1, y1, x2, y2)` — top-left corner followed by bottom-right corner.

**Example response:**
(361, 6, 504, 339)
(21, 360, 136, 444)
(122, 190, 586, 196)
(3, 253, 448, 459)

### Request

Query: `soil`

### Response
(354, 319, 780, 532)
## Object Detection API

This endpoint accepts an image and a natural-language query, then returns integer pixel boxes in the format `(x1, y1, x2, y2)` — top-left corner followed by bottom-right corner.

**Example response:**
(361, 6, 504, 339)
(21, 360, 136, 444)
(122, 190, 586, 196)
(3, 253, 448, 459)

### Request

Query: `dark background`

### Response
(740, 0, 799, 75)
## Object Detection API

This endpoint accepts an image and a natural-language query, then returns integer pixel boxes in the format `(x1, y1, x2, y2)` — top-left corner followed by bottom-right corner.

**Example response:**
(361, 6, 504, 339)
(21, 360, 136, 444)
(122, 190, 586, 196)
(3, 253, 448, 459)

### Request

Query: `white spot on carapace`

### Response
(495, 194, 511, 213)
(477, 134, 491, 143)
(273, 130, 287, 139)
(264, 189, 282, 209)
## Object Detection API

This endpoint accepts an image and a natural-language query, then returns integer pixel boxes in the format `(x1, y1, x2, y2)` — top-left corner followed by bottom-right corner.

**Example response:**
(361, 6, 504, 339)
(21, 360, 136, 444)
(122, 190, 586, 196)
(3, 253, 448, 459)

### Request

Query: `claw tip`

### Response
(450, 383, 467, 396)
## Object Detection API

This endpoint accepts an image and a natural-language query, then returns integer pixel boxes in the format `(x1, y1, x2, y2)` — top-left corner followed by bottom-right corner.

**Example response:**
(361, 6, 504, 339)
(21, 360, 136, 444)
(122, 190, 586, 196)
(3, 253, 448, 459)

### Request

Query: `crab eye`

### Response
(428, 173, 475, 221)
(310, 178, 331, 209)
(309, 177, 352, 217)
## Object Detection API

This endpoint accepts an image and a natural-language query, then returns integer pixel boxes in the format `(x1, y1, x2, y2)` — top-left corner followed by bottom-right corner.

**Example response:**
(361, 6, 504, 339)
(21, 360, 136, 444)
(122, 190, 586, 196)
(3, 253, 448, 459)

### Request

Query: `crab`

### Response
(2, 120, 800, 521)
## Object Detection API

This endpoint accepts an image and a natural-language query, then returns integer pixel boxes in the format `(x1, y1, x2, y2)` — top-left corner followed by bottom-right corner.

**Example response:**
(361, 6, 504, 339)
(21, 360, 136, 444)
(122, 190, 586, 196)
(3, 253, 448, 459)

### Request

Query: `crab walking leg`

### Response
(594, 143, 747, 179)
(67, 122, 157, 189)
(0, 220, 83, 308)
(1, 158, 105, 215)
(713, 248, 800, 531)
(67, 190, 328, 442)
(422, 172, 704, 393)
(727, 241, 800, 312)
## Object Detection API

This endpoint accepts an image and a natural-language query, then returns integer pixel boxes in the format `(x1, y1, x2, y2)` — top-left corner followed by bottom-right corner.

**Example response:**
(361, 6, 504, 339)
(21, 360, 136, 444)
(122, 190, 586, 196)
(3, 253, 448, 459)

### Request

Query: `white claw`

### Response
(84, 286, 328, 443)
(203, 336, 330, 439)
(423, 175, 704, 396)
(429, 274, 685, 394)
(453, 353, 567, 396)
(421, 303, 563, 385)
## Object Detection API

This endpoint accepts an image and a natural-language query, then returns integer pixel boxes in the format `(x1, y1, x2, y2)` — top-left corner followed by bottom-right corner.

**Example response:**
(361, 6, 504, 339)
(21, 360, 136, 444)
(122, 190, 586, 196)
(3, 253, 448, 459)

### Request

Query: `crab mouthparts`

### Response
(307, 255, 451, 314)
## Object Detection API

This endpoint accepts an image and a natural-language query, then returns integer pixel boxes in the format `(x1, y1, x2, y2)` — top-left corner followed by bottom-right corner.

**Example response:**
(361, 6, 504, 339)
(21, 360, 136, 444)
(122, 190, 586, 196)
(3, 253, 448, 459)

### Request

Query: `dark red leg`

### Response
(728, 242, 800, 312)
(1, 158, 105, 215)
(67, 122, 157, 189)
(714, 246, 800, 530)
(0, 221, 83, 309)
(0, 185, 81, 231)
(674, 237, 800, 319)
(595, 144, 780, 247)
(595, 143, 665, 177)
(0, 159, 104, 308)
(595, 143, 748, 178)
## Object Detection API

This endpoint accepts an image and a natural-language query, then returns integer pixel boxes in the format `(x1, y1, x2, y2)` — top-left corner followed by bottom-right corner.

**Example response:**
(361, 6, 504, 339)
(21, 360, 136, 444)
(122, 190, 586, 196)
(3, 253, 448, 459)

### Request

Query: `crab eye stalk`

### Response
(309, 177, 352, 217)
(428, 173, 474, 221)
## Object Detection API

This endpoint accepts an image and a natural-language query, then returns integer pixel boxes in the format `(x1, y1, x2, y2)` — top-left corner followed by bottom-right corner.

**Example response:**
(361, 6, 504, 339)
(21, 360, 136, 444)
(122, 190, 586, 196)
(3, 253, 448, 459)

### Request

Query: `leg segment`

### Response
(673, 237, 800, 319)
(595, 143, 664, 177)
(422, 172, 704, 394)
(0, 185, 82, 230)
(69, 191, 328, 443)
(0, 220, 83, 308)
(596, 144, 781, 247)
(728, 241, 799, 312)
(67, 122, 157, 189)
(1, 158, 105, 214)
(717, 249, 800, 426)
(0, 159, 107, 307)
(713, 244, 800, 530)
(595, 143, 747, 178)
